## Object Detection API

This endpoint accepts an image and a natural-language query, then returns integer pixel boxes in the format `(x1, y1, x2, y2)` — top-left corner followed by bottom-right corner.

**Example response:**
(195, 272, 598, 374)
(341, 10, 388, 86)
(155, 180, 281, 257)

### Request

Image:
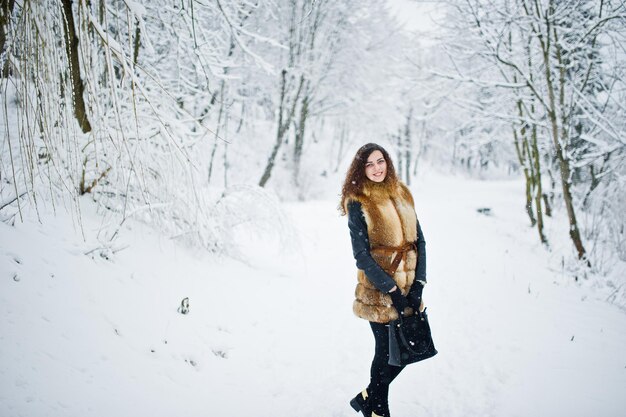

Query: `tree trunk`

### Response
(223, 124, 229, 189)
(554, 139, 586, 260)
(61, 0, 92, 133)
(133, 19, 141, 66)
(530, 121, 548, 245)
(539, 13, 587, 261)
(293, 92, 309, 187)
(0, 0, 15, 77)
(208, 81, 225, 184)
(413, 119, 425, 176)
(258, 71, 304, 187)
(523, 34, 546, 243)
(334, 123, 346, 173)
(396, 129, 403, 182)
(513, 97, 536, 227)
(404, 108, 412, 185)
(513, 128, 536, 226)
(543, 163, 555, 218)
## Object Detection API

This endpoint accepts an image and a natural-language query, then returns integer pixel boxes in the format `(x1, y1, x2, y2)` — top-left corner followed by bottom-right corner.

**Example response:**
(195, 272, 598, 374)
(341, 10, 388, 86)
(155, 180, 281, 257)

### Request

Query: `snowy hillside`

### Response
(1, 173, 625, 417)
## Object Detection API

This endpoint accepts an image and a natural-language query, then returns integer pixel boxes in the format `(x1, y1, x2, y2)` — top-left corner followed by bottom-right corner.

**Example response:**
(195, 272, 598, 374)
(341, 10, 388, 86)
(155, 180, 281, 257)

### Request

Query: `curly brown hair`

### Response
(339, 143, 398, 215)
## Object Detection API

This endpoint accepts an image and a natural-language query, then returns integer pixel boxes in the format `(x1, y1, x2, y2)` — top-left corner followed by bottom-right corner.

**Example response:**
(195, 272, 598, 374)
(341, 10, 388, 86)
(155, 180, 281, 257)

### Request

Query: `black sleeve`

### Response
(415, 221, 427, 283)
(347, 201, 397, 293)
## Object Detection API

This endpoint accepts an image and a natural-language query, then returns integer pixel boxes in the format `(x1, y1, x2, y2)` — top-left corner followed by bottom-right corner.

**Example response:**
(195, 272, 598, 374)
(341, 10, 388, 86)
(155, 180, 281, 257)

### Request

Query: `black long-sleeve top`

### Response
(347, 200, 426, 293)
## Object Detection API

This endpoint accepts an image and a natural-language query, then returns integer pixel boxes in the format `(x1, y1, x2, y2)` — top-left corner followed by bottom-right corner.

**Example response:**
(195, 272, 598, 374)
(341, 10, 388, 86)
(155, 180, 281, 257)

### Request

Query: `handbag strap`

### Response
(396, 308, 431, 355)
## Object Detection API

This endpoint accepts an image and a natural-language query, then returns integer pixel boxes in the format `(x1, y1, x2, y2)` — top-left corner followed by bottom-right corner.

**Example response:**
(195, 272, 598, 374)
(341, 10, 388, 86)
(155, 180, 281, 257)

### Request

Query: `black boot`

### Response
(370, 406, 390, 417)
(349, 389, 371, 417)
(370, 400, 390, 417)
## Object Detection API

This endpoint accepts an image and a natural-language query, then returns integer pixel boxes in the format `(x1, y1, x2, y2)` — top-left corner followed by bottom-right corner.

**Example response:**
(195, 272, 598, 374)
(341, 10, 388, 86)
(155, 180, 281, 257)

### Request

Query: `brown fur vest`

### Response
(346, 180, 418, 323)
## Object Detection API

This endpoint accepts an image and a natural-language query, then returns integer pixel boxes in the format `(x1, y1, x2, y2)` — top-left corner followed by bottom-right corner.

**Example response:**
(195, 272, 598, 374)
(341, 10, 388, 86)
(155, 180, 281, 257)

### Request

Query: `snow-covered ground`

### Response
(1, 173, 625, 417)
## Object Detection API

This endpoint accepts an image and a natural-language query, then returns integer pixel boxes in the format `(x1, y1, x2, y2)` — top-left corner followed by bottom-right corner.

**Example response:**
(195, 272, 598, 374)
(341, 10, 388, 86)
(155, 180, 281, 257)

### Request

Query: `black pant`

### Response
(367, 322, 405, 413)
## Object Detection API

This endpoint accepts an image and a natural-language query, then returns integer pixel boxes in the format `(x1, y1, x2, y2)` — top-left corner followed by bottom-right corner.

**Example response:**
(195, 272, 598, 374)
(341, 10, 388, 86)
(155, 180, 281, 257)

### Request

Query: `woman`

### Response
(340, 143, 427, 417)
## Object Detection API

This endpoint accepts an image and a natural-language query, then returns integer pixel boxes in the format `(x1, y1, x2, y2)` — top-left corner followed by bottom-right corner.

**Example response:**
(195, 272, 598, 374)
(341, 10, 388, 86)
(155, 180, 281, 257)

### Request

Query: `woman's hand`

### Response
(388, 288, 410, 317)
(407, 282, 425, 312)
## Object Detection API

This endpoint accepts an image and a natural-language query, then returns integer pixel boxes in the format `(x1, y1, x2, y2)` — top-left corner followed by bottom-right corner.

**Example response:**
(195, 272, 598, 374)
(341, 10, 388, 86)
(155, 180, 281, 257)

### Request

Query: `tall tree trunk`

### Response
(513, 127, 536, 226)
(539, 10, 587, 261)
(543, 163, 555, 218)
(293, 92, 309, 187)
(404, 108, 412, 185)
(61, 0, 92, 133)
(554, 28, 586, 262)
(396, 129, 403, 181)
(223, 113, 229, 189)
(258, 71, 304, 187)
(413, 119, 425, 176)
(513, 97, 536, 227)
(334, 123, 346, 173)
(530, 121, 548, 245)
(0, 0, 15, 77)
(132, 19, 141, 66)
(208, 81, 225, 184)
(523, 37, 548, 245)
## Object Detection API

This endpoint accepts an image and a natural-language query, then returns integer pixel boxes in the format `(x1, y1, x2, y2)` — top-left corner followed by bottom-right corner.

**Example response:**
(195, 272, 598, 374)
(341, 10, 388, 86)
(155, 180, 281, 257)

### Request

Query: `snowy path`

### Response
(1, 174, 626, 417)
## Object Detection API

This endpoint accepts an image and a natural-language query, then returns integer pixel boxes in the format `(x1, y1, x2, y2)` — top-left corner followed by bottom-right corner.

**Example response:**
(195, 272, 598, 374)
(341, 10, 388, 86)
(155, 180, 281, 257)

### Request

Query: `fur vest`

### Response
(346, 180, 418, 323)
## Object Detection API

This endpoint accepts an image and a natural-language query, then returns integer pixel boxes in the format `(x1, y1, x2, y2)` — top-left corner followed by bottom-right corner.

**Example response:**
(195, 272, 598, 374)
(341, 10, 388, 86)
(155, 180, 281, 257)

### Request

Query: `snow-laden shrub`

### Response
(214, 184, 297, 266)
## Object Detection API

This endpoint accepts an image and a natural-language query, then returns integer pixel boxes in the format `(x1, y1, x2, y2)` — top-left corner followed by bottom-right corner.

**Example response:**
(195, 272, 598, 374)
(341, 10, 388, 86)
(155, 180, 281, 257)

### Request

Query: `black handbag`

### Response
(388, 308, 438, 366)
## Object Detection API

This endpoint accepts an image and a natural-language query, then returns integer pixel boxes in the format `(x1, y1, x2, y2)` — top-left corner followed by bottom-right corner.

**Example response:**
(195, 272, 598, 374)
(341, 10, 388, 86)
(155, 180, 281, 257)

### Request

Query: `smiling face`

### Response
(365, 150, 387, 183)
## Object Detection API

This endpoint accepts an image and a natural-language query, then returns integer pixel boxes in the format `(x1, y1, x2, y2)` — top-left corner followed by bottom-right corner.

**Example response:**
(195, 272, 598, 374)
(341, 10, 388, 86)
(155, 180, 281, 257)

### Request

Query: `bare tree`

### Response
(428, 0, 626, 264)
